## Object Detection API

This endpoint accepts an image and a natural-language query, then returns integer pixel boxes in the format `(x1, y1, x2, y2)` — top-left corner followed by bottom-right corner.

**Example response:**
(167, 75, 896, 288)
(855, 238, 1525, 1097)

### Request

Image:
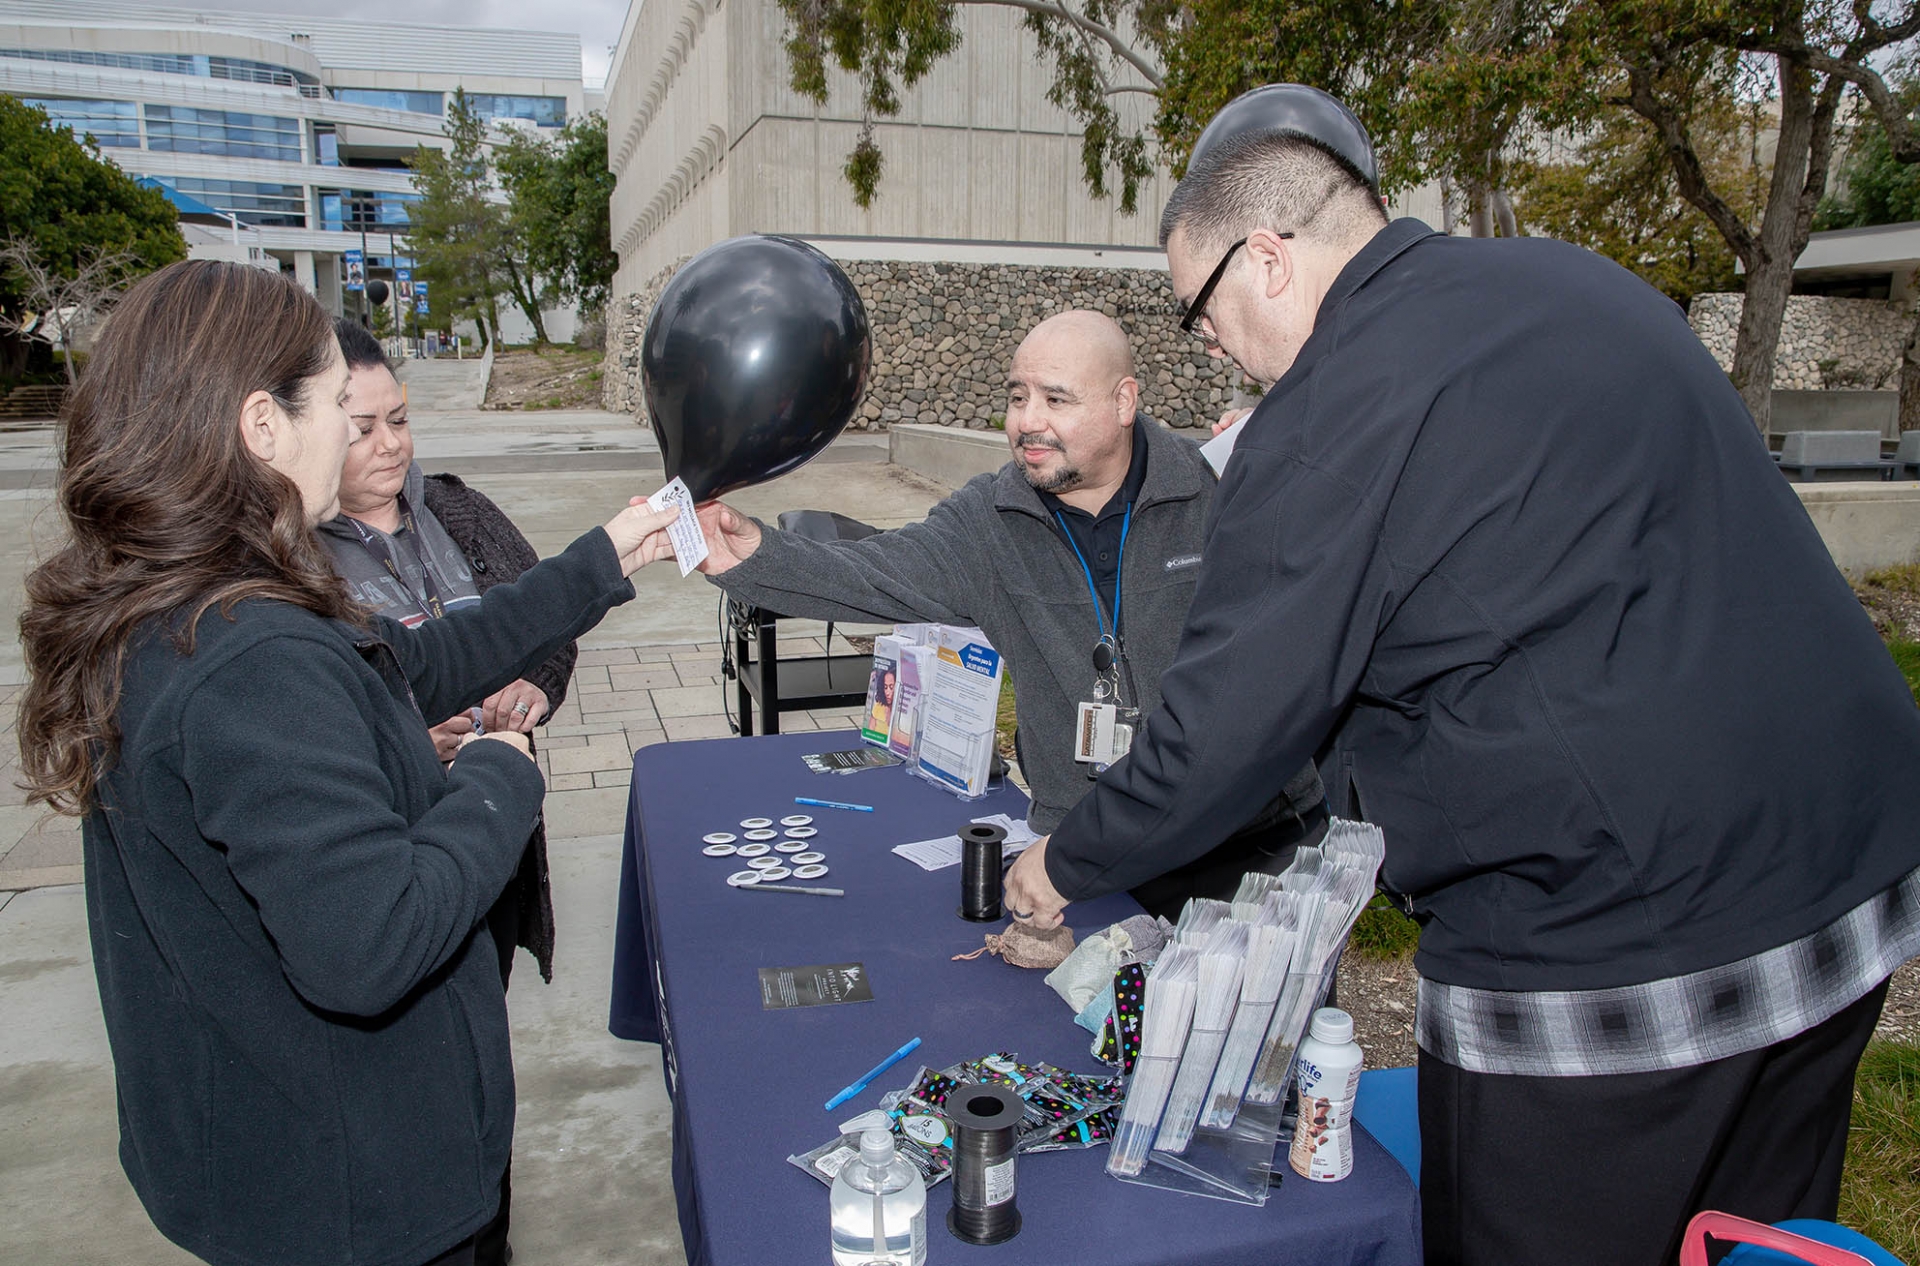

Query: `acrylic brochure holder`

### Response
(909, 626, 1004, 801)
(1106, 964, 1336, 1204)
(1104, 819, 1383, 1204)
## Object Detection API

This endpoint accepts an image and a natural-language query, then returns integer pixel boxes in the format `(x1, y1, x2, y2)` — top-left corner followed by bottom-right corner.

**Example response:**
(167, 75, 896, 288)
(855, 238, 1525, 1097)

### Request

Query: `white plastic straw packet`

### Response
(1155, 921, 1250, 1152)
(1107, 945, 1199, 1177)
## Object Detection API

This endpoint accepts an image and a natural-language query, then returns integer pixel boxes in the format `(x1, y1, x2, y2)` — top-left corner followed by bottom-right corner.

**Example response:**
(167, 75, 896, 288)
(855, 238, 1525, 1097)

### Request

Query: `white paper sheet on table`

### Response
(891, 812, 1039, 871)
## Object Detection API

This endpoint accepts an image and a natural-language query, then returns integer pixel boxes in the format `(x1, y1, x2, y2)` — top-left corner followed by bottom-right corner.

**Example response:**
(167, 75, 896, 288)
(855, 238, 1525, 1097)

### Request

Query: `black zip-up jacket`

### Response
(84, 529, 632, 1266)
(1046, 219, 1920, 993)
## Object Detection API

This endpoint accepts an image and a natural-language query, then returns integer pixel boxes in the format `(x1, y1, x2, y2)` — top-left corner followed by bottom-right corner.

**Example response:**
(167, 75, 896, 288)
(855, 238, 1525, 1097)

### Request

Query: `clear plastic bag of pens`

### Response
(1104, 820, 1386, 1204)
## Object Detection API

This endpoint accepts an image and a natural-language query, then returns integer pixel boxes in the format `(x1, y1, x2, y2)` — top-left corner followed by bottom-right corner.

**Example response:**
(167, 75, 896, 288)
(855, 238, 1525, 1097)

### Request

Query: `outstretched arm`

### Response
(693, 484, 991, 626)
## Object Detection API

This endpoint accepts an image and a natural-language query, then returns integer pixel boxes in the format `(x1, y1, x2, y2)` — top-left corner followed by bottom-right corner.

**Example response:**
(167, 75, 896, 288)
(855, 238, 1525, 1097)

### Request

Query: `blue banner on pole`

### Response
(344, 248, 365, 292)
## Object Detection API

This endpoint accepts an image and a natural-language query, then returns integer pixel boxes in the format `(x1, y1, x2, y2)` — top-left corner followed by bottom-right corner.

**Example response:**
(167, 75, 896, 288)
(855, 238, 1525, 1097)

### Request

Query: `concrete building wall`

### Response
(608, 0, 731, 296)
(608, 0, 1170, 288)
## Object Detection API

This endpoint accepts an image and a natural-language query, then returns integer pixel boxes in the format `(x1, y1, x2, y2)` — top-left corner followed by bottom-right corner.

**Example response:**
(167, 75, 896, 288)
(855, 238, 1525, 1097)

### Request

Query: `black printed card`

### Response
(759, 962, 874, 1010)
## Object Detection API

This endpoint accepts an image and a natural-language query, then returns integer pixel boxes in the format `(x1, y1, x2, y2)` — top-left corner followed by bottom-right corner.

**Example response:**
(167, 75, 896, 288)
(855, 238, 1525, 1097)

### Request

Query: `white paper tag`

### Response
(1199, 415, 1246, 477)
(645, 476, 709, 577)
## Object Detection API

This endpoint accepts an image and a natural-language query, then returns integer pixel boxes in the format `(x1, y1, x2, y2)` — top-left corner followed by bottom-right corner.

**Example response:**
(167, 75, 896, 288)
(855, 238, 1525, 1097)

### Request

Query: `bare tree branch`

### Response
(969, 0, 1163, 89)
(0, 238, 142, 384)
(1623, 65, 1759, 267)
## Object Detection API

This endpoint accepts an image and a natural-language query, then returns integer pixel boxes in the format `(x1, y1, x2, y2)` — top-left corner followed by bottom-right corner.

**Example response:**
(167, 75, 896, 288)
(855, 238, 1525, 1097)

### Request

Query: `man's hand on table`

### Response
(1004, 836, 1068, 930)
(693, 501, 763, 575)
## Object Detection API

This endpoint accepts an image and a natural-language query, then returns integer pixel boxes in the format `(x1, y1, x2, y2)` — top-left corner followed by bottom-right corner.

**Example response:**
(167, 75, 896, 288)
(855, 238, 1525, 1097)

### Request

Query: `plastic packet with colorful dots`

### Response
(1096, 962, 1148, 1072)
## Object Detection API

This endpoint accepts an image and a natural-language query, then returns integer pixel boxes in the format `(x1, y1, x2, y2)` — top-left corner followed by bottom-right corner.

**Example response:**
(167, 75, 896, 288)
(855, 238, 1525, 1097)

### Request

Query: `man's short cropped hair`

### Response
(1159, 131, 1388, 254)
(333, 316, 391, 374)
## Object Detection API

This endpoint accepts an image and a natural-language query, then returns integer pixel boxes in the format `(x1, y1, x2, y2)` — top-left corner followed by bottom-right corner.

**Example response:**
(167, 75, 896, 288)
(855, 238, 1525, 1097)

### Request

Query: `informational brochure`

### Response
(861, 634, 906, 746)
(758, 962, 874, 1010)
(913, 626, 1004, 799)
(887, 644, 935, 761)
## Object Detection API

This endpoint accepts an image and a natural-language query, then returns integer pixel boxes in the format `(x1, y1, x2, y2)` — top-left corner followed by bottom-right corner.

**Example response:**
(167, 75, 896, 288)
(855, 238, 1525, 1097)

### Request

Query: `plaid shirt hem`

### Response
(1416, 865, 1920, 1077)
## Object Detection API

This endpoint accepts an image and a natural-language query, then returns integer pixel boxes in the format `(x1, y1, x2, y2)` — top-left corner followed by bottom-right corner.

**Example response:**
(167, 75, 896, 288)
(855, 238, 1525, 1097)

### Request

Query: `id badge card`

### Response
(1074, 700, 1136, 767)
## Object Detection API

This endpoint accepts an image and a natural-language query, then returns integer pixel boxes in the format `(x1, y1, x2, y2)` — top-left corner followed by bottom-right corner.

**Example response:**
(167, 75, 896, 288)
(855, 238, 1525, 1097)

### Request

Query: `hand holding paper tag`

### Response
(646, 476, 710, 577)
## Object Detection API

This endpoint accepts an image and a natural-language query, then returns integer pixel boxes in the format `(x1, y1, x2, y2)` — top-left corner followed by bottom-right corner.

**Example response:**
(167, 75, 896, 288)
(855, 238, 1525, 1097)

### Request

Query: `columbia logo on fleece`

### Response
(1164, 554, 1203, 572)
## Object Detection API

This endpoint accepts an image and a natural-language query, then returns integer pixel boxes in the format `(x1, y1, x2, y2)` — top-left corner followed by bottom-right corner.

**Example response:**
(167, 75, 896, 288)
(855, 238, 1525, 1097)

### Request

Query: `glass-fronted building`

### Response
(1, 0, 587, 336)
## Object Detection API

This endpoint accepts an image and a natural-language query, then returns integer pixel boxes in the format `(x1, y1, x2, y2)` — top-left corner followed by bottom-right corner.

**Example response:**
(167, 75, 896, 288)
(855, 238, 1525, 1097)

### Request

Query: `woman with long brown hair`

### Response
(16, 260, 677, 1266)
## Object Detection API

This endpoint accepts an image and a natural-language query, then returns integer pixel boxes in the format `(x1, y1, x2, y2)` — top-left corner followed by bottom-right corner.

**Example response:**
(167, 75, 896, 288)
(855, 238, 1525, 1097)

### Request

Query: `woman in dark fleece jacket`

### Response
(15, 261, 679, 1266)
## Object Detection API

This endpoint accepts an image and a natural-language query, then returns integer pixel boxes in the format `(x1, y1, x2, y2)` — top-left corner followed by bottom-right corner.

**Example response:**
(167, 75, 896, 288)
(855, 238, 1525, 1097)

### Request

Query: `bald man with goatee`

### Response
(695, 310, 1325, 916)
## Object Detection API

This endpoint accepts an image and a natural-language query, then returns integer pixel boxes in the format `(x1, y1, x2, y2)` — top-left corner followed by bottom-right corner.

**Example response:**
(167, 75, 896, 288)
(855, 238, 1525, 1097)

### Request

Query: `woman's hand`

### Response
(603, 504, 682, 576)
(481, 679, 550, 733)
(428, 713, 475, 763)
(458, 729, 534, 762)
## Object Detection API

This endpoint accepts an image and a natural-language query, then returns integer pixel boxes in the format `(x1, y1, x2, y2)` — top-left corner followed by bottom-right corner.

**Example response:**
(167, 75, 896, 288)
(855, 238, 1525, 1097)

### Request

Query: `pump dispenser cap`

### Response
(1309, 1007, 1355, 1045)
(858, 1128, 895, 1168)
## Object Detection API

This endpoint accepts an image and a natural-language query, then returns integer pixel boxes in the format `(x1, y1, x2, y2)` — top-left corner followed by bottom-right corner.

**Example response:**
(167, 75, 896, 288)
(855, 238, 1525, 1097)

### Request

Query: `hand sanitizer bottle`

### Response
(829, 1128, 927, 1266)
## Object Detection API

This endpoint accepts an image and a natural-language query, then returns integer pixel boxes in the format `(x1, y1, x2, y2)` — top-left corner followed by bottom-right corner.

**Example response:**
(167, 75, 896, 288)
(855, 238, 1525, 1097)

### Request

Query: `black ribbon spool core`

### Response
(946, 1083, 1023, 1245)
(958, 823, 1006, 922)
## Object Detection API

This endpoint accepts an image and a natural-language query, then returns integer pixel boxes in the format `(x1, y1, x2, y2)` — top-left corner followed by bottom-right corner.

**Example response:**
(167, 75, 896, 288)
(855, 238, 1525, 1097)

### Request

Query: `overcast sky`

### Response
(187, 0, 629, 85)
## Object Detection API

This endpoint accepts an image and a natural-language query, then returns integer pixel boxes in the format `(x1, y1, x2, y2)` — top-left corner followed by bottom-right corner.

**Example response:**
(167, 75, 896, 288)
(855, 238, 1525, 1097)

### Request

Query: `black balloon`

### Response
(642, 235, 872, 500)
(1187, 84, 1378, 193)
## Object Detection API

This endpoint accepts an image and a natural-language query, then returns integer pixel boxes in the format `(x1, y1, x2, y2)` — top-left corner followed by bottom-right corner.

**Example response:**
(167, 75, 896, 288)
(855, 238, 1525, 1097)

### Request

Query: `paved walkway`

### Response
(0, 409, 950, 1265)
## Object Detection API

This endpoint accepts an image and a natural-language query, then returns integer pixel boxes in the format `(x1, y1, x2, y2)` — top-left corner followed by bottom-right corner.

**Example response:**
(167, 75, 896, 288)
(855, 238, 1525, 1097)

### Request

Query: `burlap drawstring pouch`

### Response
(952, 921, 1076, 969)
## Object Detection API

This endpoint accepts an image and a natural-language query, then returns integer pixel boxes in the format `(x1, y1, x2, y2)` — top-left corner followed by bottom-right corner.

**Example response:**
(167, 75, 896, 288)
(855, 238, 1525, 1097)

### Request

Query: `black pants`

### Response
(1128, 800, 1331, 922)
(1418, 979, 1889, 1266)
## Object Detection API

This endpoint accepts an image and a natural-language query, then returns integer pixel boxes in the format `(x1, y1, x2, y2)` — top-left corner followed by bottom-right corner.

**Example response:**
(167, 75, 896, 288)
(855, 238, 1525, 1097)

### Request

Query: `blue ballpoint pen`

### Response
(824, 1037, 923, 1110)
(794, 797, 875, 813)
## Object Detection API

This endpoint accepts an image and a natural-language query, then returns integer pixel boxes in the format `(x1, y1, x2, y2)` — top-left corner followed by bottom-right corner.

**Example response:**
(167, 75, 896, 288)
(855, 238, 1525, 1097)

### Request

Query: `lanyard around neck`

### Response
(1054, 501, 1133, 644)
(349, 506, 446, 620)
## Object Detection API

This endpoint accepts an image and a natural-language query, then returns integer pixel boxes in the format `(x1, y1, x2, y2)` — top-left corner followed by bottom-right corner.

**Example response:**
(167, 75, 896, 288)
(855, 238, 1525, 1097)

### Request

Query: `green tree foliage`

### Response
(1512, 99, 1764, 306)
(495, 112, 617, 315)
(407, 91, 548, 346)
(1819, 82, 1920, 229)
(0, 94, 184, 375)
(784, 1, 1920, 431)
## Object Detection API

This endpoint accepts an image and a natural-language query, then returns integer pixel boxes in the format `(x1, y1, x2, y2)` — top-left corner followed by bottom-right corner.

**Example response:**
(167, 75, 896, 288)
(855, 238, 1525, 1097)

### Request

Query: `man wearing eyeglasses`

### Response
(1006, 84, 1920, 1266)
(693, 307, 1325, 918)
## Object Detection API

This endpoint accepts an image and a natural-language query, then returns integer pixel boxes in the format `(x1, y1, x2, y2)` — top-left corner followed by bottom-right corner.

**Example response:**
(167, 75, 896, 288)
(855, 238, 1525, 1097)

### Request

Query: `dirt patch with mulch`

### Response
(1335, 954, 1920, 1072)
(482, 346, 604, 410)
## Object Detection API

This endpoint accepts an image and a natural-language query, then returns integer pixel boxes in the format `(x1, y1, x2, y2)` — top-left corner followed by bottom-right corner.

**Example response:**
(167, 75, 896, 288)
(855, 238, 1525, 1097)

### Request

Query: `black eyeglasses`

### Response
(1178, 233, 1292, 348)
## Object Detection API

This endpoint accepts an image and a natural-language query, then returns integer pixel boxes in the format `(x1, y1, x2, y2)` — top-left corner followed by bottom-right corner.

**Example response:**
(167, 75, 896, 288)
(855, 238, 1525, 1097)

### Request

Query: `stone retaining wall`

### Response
(604, 257, 1251, 431)
(1688, 293, 1908, 390)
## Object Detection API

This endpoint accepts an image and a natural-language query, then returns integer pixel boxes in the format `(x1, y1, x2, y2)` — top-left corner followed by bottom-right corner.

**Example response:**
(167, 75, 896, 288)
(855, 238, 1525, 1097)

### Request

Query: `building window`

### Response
(330, 88, 443, 115)
(319, 189, 422, 231)
(464, 93, 566, 127)
(314, 124, 340, 166)
(145, 106, 303, 162)
(21, 98, 139, 148)
(144, 176, 308, 227)
(0, 48, 318, 93)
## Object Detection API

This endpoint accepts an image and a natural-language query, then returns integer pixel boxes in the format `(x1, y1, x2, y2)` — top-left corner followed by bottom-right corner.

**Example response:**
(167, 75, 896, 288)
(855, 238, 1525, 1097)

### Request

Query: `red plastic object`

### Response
(1681, 1212, 1876, 1266)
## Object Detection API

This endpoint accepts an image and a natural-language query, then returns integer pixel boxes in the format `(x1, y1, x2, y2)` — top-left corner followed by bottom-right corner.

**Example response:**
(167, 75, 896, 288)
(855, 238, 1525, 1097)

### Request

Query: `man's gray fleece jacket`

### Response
(707, 417, 1323, 853)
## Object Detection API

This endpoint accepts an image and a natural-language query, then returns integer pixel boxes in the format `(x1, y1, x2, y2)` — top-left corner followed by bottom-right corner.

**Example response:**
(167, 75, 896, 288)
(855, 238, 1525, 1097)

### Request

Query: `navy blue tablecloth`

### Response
(610, 732, 1422, 1266)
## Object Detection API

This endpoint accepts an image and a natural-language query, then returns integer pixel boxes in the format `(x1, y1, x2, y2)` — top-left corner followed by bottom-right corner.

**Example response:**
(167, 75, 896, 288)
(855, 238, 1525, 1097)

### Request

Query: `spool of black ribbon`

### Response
(946, 1083, 1023, 1245)
(958, 823, 1006, 922)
